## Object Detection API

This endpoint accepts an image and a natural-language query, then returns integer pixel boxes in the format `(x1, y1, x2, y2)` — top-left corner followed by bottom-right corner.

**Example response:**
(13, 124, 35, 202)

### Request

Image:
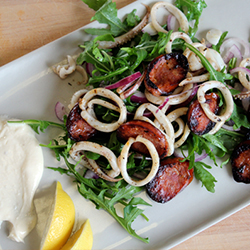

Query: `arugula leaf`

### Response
(230, 103, 250, 130)
(193, 162, 217, 192)
(8, 119, 66, 134)
(175, 0, 207, 38)
(123, 9, 140, 27)
(184, 42, 233, 82)
(81, 0, 107, 11)
(212, 31, 228, 52)
(90, 0, 128, 37)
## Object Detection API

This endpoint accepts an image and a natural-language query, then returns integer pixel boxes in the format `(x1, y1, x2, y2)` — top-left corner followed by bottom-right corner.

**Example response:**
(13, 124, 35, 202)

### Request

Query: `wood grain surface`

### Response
(1, 0, 250, 249)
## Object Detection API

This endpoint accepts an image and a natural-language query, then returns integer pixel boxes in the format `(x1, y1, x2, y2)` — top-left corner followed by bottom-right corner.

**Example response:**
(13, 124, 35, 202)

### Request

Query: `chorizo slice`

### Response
(116, 120, 169, 159)
(231, 139, 250, 183)
(187, 92, 220, 135)
(66, 103, 97, 141)
(146, 157, 193, 203)
(144, 52, 189, 97)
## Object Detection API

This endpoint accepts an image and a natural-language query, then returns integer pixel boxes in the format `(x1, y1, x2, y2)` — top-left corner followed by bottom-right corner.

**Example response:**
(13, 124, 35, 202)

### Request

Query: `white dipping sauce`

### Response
(0, 117, 44, 242)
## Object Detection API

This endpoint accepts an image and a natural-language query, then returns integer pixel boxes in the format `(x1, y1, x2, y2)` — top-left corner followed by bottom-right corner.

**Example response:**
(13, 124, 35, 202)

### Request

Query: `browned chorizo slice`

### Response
(66, 103, 97, 141)
(116, 120, 169, 159)
(187, 92, 220, 135)
(146, 157, 193, 203)
(144, 52, 189, 97)
(231, 139, 250, 183)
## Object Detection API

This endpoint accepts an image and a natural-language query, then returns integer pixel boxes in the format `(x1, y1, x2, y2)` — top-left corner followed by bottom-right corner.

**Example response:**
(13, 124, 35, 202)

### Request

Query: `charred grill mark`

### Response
(146, 157, 193, 203)
(144, 52, 189, 96)
(187, 93, 220, 135)
(66, 103, 97, 141)
(116, 120, 169, 159)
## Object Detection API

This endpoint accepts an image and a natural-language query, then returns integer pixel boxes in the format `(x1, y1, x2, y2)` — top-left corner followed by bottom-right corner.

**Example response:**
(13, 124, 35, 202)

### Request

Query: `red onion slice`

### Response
(230, 67, 250, 77)
(167, 14, 177, 31)
(85, 62, 95, 77)
(223, 44, 242, 64)
(130, 91, 148, 103)
(84, 169, 99, 179)
(221, 37, 250, 59)
(55, 101, 67, 122)
(105, 72, 142, 90)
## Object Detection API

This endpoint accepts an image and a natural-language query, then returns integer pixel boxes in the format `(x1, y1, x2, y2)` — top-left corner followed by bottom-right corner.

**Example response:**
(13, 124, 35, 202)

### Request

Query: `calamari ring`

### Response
(144, 83, 194, 108)
(117, 136, 159, 186)
(79, 88, 127, 132)
(238, 58, 250, 90)
(70, 141, 121, 181)
(165, 32, 192, 54)
(151, 2, 189, 34)
(179, 73, 210, 86)
(166, 107, 191, 148)
(197, 81, 234, 123)
(134, 103, 174, 156)
(52, 55, 76, 79)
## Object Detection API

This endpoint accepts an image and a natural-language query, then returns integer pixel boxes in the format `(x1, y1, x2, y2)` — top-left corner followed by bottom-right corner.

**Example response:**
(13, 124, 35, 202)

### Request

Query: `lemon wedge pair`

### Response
(40, 182, 93, 250)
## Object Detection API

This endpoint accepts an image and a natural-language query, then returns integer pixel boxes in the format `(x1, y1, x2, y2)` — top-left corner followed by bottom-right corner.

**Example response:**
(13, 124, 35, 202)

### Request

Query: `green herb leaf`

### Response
(91, 0, 128, 37)
(175, 0, 207, 38)
(194, 161, 217, 192)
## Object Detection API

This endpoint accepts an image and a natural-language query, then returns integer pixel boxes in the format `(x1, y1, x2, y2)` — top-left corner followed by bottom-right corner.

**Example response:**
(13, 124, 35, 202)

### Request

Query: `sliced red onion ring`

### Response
(130, 91, 148, 103)
(55, 101, 67, 122)
(230, 67, 250, 77)
(221, 37, 250, 59)
(167, 14, 177, 31)
(105, 72, 142, 90)
(84, 169, 99, 179)
(222, 124, 240, 132)
(85, 62, 95, 77)
(223, 44, 242, 64)
(195, 152, 208, 162)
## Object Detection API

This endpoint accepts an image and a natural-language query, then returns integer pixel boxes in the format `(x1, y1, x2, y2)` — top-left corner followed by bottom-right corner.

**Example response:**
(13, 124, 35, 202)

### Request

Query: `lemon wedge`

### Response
(61, 219, 93, 250)
(40, 182, 75, 250)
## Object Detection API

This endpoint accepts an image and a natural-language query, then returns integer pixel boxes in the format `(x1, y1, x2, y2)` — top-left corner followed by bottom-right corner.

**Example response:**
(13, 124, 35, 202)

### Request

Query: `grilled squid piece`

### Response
(151, 2, 189, 34)
(197, 81, 234, 124)
(79, 88, 127, 132)
(144, 83, 194, 108)
(68, 89, 89, 110)
(70, 141, 121, 181)
(166, 107, 191, 148)
(165, 32, 192, 54)
(238, 58, 250, 90)
(183, 43, 226, 72)
(98, 4, 150, 49)
(117, 136, 160, 186)
(52, 55, 88, 83)
(134, 103, 174, 156)
(179, 73, 210, 86)
(52, 55, 76, 79)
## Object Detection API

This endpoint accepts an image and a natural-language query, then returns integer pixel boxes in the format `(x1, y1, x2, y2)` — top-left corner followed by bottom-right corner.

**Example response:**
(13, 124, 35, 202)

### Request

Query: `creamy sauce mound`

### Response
(0, 117, 44, 242)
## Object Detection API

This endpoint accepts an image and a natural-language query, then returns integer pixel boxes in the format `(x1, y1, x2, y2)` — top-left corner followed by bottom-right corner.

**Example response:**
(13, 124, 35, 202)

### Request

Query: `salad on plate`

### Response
(1, 0, 250, 249)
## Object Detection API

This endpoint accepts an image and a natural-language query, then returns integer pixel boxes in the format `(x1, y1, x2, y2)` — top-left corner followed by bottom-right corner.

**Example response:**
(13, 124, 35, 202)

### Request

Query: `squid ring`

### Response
(79, 88, 127, 132)
(118, 136, 159, 186)
(134, 103, 174, 156)
(70, 141, 121, 180)
(197, 81, 234, 123)
(151, 2, 189, 35)
(238, 58, 250, 90)
(165, 32, 192, 54)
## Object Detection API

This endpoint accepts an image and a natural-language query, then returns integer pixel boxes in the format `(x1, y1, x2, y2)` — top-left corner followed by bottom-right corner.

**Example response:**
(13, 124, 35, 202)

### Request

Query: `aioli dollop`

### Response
(0, 116, 44, 242)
